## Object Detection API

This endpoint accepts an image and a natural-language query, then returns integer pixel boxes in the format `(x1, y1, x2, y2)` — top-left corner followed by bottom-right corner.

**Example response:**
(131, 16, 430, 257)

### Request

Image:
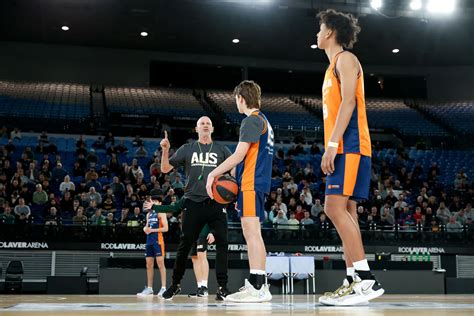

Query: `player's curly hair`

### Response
(317, 9, 361, 49)
(233, 80, 261, 109)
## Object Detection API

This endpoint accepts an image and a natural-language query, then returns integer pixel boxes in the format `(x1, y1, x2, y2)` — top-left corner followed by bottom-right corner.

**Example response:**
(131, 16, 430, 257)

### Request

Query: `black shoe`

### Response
(197, 286, 209, 297)
(216, 286, 230, 301)
(188, 289, 198, 298)
(161, 284, 181, 300)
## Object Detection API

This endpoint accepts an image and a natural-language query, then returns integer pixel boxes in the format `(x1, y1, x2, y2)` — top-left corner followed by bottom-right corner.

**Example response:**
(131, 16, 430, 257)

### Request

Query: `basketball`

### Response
(212, 174, 238, 204)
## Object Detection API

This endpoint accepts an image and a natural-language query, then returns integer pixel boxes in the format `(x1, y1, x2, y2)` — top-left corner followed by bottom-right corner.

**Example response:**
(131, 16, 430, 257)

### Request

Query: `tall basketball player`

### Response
(206, 80, 273, 303)
(316, 9, 384, 305)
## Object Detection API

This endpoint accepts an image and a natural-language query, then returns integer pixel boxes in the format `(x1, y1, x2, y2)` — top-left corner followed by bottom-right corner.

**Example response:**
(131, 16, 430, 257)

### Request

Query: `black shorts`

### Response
(190, 237, 208, 257)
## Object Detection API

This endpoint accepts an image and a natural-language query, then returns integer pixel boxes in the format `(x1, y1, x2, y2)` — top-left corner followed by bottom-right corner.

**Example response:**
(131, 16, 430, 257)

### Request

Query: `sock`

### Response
(161, 287, 166, 290)
(346, 267, 355, 278)
(249, 270, 266, 290)
(197, 282, 202, 288)
(201, 280, 208, 288)
(353, 259, 370, 271)
(147, 287, 153, 290)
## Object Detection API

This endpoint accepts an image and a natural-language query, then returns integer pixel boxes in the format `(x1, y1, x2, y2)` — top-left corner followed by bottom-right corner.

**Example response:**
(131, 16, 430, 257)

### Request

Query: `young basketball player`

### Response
(137, 197, 168, 297)
(315, 9, 384, 305)
(144, 198, 214, 298)
(206, 80, 273, 303)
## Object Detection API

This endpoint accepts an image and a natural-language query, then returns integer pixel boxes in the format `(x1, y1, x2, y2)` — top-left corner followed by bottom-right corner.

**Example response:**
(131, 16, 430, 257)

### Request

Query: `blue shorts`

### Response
(236, 190, 266, 222)
(145, 243, 165, 257)
(325, 153, 371, 201)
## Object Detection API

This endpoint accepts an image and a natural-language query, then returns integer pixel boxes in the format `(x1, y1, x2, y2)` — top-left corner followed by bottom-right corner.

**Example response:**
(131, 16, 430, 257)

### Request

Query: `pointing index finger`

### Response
(164, 130, 168, 139)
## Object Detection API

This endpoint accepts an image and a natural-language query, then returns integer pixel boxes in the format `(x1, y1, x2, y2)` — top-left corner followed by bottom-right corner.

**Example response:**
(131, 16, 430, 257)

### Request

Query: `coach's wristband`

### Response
(328, 141, 339, 148)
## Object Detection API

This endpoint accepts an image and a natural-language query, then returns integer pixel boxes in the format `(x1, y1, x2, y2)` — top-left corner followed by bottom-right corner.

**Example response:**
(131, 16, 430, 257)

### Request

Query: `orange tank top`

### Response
(322, 51, 371, 157)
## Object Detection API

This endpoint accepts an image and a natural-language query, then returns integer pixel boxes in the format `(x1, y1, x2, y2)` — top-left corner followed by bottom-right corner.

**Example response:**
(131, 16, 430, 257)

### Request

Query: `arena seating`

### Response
(105, 87, 206, 118)
(417, 100, 474, 135)
(299, 97, 448, 136)
(0, 81, 90, 119)
(207, 91, 323, 129)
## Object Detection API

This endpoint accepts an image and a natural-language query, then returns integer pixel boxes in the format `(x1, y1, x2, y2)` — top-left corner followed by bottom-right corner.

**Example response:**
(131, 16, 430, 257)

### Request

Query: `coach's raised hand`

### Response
(160, 130, 170, 151)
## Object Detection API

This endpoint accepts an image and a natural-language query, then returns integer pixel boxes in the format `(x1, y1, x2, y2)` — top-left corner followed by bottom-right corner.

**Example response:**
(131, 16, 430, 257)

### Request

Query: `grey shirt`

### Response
(239, 114, 264, 143)
(169, 141, 232, 202)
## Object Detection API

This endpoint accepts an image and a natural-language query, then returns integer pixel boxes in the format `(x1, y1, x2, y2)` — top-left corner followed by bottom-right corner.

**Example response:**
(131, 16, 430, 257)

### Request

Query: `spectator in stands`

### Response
(10, 128, 21, 140)
(85, 200, 98, 218)
(413, 207, 423, 225)
(132, 135, 144, 147)
(425, 207, 434, 225)
(171, 175, 184, 190)
(14, 197, 30, 219)
(110, 177, 125, 197)
(301, 210, 314, 226)
(125, 193, 141, 210)
(149, 157, 161, 177)
(436, 202, 451, 225)
(92, 136, 106, 150)
(44, 206, 61, 226)
(102, 195, 116, 213)
(399, 207, 414, 226)
(87, 187, 102, 205)
(115, 140, 129, 154)
(26, 162, 39, 184)
(85, 167, 99, 182)
(273, 209, 288, 226)
(19, 185, 32, 205)
(294, 205, 305, 222)
(104, 132, 115, 146)
(464, 203, 473, 220)
(59, 175, 75, 194)
(72, 199, 81, 214)
(130, 160, 144, 181)
(38, 131, 49, 146)
(108, 154, 120, 174)
(76, 135, 86, 148)
(72, 161, 85, 178)
(318, 212, 331, 228)
(72, 207, 87, 226)
(135, 145, 148, 158)
(311, 199, 323, 218)
(106, 212, 115, 226)
(91, 208, 106, 226)
(455, 209, 468, 225)
(86, 149, 99, 168)
(52, 162, 67, 185)
(300, 187, 313, 205)
(48, 141, 58, 155)
(120, 207, 131, 225)
(99, 164, 110, 179)
(76, 143, 88, 157)
(128, 206, 144, 227)
(5, 139, 16, 154)
(357, 206, 368, 226)
(32, 184, 48, 206)
(446, 216, 462, 233)
(287, 212, 300, 231)
(380, 209, 395, 226)
(60, 191, 74, 215)
(0, 205, 15, 225)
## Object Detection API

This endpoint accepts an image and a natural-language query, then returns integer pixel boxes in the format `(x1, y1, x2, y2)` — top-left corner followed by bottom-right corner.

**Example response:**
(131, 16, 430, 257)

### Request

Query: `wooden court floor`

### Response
(1, 294, 473, 316)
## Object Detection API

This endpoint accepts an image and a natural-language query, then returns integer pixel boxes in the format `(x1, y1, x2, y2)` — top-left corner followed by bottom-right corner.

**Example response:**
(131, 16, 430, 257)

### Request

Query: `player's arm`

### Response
(157, 213, 169, 233)
(143, 213, 151, 234)
(151, 197, 185, 213)
(206, 141, 250, 199)
(160, 131, 173, 173)
(321, 52, 359, 175)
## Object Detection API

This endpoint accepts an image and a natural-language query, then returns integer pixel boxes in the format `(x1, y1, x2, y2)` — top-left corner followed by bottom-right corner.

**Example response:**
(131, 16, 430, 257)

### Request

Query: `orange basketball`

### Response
(212, 175, 238, 204)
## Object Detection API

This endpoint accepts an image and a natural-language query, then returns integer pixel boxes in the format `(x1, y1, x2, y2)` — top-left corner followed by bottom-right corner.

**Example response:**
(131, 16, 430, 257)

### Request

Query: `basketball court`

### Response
(1, 295, 474, 315)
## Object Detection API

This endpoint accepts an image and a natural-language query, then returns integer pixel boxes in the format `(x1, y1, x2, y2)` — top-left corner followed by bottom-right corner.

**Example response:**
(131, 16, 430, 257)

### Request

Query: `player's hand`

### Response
(160, 131, 170, 151)
(321, 146, 337, 175)
(206, 174, 215, 200)
(207, 233, 215, 244)
(143, 226, 151, 234)
(143, 200, 153, 211)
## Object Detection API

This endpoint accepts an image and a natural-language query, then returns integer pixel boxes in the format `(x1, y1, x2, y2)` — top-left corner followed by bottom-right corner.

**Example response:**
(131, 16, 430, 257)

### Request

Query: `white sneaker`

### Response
(319, 278, 361, 305)
(157, 287, 166, 298)
(137, 287, 154, 296)
(225, 279, 272, 303)
(331, 275, 384, 306)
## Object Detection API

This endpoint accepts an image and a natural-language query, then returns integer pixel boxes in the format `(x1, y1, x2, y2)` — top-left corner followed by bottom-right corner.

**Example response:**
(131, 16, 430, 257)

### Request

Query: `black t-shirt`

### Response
(169, 141, 232, 202)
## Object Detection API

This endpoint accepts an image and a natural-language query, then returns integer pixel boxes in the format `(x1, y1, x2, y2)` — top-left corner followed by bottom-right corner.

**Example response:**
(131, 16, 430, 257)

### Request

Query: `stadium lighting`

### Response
(409, 0, 422, 10)
(232, 38, 240, 44)
(310, 44, 317, 49)
(427, 0, 456, 14)
(140, 32, 148, 37)
(392, 48, 400, 53)
(370, 0, 382, 10)
(61, 26, 69, 31)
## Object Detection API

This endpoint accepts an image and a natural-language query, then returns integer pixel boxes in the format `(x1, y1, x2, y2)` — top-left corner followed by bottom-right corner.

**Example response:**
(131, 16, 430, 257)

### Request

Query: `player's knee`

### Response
(146, 260, 154, 269)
